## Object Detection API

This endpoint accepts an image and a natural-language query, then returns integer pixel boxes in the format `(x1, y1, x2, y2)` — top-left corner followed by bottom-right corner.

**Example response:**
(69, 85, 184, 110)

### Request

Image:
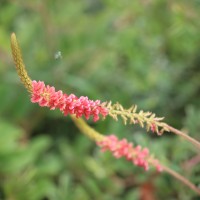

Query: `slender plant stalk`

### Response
(166, 125, 200, 150)
(160, 164, 200, 195)
(70, 115, 105, 142)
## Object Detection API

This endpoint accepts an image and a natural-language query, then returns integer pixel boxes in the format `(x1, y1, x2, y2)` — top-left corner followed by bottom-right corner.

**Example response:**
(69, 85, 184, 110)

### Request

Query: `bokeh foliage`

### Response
(0, 0, 200, 199)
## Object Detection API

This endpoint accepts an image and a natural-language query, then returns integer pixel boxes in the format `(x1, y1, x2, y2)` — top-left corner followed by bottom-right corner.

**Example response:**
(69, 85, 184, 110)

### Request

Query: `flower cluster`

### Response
(104, 102, 169, 135)
(31, 80, 108, 121)
(97, 135, 162, 171)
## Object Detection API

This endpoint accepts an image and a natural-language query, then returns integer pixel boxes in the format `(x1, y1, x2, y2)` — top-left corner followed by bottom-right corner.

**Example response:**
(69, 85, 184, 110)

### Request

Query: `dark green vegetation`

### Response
(0, 0, 200, 199)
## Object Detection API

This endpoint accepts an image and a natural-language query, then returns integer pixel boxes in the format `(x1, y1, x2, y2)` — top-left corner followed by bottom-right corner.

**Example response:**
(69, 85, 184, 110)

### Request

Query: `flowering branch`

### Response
(71, 116, 200, 195)
(10, 32, 200, 149)
(103, 102, 200, 150)
(97, 134, 162, 171)
(10, 32, 200, 195)
(103, 101, 169, 135)
(71, 115, 162, 171)
(31, 80, 108, 122)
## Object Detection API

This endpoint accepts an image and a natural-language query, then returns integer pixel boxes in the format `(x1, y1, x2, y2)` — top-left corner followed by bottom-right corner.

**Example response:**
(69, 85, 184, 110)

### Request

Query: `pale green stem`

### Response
(160, 164, 200, 195)
(166, 125, 200, 150)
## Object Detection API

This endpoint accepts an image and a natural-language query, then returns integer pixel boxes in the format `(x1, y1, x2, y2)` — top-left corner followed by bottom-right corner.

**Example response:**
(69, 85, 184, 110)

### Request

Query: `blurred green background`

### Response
(1, 0, 200, 199)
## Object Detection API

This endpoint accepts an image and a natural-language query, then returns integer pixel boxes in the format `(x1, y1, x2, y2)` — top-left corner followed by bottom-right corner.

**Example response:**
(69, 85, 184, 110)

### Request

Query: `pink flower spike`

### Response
(97, 134, 162, 171)
(31, 80, 109, 121)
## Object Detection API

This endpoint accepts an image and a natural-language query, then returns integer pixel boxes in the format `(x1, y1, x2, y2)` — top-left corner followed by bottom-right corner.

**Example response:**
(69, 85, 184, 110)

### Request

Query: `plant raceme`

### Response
(31, 80, 108, 122)
(97, 134, 162, 171)
(10, 33, 200, 195)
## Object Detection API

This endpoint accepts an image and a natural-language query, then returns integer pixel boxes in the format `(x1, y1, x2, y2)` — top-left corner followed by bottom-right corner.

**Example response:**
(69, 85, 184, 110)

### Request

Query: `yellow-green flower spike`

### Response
(11, 33, 32, 92)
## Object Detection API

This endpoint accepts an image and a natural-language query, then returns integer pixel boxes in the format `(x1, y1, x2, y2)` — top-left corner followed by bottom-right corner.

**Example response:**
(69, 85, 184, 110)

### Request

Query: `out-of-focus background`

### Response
(0, 0, 200, 199)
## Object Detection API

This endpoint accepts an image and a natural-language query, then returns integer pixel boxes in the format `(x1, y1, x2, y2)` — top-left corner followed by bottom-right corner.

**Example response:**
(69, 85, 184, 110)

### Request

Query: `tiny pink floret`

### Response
(97, 135, 162, 171)
(151, 123, 156, 133)
(31, 80, 108, 121)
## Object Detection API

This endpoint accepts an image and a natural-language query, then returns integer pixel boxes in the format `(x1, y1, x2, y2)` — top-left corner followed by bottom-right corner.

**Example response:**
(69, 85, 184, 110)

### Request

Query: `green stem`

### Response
(161, 164, 200, 195)
(70, 115, 105, 142)
(167, 125, 200, 150)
